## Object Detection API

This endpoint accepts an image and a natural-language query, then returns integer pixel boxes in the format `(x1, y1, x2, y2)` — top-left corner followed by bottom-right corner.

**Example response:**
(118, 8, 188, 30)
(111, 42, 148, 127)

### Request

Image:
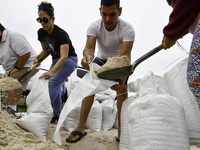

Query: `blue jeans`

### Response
(49, 56, 78, 116)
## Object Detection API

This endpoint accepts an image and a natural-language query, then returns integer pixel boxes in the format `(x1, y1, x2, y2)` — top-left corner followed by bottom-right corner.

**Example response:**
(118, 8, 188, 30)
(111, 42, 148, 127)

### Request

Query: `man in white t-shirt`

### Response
(66, 0, 135, 143)
(0, 23, 39, 113)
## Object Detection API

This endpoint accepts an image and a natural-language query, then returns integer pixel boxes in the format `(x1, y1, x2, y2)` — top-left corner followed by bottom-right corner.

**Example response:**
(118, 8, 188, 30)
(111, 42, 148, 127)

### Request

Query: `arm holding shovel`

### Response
(9, 52, 31, 76)
(162, 0, 200, 109)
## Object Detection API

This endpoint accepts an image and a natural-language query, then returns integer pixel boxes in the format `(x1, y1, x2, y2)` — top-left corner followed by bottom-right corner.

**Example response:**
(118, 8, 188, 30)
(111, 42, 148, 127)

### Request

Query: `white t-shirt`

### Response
(87, 18, 135, 60)
(0, 30, 37, 75)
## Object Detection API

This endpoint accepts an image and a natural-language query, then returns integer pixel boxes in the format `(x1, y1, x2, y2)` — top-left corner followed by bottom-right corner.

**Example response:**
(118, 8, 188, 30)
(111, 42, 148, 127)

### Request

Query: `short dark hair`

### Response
(38, 1, 54, 17)
(100, 0, 120, 9)
(0, 23, 5, 31)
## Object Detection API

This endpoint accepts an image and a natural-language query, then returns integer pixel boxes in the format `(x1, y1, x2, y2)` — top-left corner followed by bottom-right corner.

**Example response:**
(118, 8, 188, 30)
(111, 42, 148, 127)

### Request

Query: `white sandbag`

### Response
(95, 88, 116, 102)
(127, 94, 190, 150)
(53, 63, 117, 145)
(64, 101, 102, 132)
(85, 101, 102, 132)
(128, 71, 169, 97)
(15, 78, 53, 140)
(15, 112, 51, 140)
(164, 58, 200, 145)
(65, 72, 81, 96)
(101, 99, 117, 131)
(26, 78, 53, 114)
(119, 96, 136, 150)
(64, 103, 81, 133)
(113, 100, 118, 129)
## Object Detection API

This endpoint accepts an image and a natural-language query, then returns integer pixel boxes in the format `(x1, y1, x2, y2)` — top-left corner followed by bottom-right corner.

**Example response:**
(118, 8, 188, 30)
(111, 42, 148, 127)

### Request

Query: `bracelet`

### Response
(14, 65, 22, 70)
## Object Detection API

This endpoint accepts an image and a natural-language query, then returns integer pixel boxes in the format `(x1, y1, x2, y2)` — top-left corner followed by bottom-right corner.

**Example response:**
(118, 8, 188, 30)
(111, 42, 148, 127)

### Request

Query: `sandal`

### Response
(66, 131, 87, 143)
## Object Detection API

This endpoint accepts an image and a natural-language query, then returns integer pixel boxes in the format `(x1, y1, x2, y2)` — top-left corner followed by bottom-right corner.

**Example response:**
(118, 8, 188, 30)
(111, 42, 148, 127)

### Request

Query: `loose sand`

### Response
(0, 76, 23, 91)
(94, 56, 131, 74)
(0, 111, 199, 150)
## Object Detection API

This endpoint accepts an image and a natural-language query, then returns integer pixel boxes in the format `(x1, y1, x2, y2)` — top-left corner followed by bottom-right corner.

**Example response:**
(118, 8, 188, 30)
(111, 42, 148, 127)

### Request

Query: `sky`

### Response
(0, 0, 193, 82)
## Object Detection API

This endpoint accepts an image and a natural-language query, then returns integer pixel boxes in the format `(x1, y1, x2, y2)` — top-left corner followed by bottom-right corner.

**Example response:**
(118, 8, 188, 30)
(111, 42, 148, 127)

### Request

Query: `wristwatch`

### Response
(14, 65, 22, 70)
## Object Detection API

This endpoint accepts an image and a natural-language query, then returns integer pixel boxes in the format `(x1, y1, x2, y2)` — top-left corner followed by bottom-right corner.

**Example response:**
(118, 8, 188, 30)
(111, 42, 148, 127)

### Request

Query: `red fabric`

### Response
(163, 0, 200, 39)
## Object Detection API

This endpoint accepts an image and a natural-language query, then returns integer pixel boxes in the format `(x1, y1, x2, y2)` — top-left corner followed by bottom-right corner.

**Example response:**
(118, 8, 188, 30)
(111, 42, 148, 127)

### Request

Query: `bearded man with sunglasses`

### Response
(0, 23, 39, 113)
(66, 0, 135, 143)
(34, 2, 78, 124)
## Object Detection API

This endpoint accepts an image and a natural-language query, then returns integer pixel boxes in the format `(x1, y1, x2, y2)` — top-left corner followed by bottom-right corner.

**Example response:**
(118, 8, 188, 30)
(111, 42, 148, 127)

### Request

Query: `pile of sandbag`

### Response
(119, 58, 200, 150)
(64, 88, 118, 132)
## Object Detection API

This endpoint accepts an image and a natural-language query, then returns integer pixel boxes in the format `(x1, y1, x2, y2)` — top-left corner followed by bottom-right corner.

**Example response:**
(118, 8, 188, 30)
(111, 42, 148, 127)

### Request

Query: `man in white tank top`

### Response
(66, 0, 135, 143)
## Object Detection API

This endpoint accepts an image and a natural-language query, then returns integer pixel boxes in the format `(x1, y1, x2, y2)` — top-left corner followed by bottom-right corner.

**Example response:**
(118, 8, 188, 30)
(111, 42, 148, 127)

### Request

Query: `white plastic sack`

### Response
(64, 102, 81, 133)
(64, 101, 102, 132)
(127, 94, 190, 150)
(113, 100, 118, 129)
(128, 71, 169, 97)
(95, 88, 116, 102)
(85, 100, 102, 132)
(119, 96, 136, 150)
(53, 63, 117, 145)
(15, 78, 53, 140)
(101, 99, 117, 131)
(65, 71, 81, 96)
(164, 57, 200, 145)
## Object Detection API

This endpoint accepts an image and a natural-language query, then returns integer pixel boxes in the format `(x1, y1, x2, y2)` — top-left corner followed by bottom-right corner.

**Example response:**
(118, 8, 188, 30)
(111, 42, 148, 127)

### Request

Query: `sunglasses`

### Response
(36, 17, 52, 23)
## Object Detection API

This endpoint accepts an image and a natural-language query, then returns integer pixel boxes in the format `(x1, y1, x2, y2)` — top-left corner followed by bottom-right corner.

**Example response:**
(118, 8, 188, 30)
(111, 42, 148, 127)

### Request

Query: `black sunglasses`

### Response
(36, 17, 52, 23)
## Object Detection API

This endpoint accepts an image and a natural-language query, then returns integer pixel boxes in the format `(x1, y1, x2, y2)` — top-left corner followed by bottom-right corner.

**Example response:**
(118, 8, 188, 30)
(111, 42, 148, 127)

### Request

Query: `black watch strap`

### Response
(14, 65, 22, 70)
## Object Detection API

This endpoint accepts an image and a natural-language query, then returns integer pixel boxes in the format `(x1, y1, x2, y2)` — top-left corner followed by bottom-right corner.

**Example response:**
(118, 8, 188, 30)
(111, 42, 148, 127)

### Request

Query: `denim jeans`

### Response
(49, 56, 78, 116)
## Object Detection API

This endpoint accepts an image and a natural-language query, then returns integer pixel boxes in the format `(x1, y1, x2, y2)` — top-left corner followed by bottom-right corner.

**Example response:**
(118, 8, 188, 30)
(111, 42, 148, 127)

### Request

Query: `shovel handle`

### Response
(132, 43, 164, 71)
(131, 30, 188, 72)
(157, 43, 164, 50)
(29, 64, 37, 71)
(18, 64, 37, 82)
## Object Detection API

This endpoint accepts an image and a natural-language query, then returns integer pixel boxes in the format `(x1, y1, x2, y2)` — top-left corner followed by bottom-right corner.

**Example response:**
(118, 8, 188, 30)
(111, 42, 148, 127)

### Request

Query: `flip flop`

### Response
(66, 131, 87, 143)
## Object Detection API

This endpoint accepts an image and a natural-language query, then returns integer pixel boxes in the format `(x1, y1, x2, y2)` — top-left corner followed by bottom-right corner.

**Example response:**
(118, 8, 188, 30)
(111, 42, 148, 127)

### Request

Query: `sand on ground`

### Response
(0, 111, 200, 150)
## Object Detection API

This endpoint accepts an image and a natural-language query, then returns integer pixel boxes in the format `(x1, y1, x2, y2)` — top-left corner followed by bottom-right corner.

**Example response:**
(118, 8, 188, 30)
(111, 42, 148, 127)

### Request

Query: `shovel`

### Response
(97, 44, 164, 80)
(18, 64, 37, 82)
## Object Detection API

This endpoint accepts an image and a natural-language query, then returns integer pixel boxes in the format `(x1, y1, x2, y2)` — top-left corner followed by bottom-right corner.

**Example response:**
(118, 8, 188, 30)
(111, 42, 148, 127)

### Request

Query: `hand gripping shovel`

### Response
(97, 31, 188, 81)
(97, 44, 164, 80)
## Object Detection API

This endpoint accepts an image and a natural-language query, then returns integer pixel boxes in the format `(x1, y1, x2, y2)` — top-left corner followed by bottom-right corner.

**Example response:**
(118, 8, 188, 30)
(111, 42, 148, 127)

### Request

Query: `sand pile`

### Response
(0, 111, 65, 150)
(0, 76, 23, 91)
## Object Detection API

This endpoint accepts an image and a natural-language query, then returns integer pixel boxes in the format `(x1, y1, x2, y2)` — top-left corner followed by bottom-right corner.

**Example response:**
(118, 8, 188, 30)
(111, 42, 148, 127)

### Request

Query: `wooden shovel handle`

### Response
(29, 64, 37, 71)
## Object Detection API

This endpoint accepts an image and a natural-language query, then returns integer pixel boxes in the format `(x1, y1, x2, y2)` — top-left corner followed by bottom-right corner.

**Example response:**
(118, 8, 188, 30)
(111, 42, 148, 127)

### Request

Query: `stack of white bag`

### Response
(120, 57, 200, 150)
(15, 77, 53, 141)
(63, 66, 118, 132)
(164, 58, 200, 145)
(64, 88, 117, 132)
(64, 101, 103, 132)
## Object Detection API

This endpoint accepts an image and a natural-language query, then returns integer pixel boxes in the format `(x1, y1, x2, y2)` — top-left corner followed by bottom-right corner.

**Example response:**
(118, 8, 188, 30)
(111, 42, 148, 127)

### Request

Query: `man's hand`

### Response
(162, 35, 176, 50)
(81, 55, 93, 71)
(33, 58, 41, 67)
(9, 68, 19, 76)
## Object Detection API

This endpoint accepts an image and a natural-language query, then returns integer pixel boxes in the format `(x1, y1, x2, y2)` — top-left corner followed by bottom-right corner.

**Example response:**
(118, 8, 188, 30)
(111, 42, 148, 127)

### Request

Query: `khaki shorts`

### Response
(9, 67, 39, 91)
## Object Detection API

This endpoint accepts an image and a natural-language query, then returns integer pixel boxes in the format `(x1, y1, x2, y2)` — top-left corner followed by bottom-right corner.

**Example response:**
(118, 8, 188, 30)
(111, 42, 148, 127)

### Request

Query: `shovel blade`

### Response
(97, 65, 133, 80)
